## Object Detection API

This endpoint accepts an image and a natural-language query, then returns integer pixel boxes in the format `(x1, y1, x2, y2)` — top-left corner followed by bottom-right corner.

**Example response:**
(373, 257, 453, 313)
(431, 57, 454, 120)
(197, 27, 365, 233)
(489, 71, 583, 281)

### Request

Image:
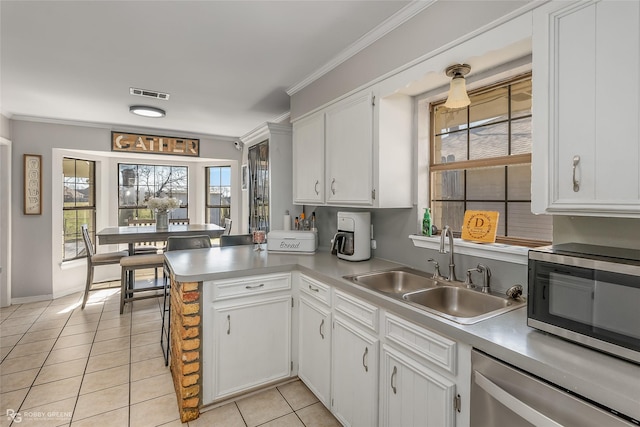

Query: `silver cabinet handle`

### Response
(246, 283, 265, 289)
(314, 180, 319, 195)
(308, 285, 319, 292)
(391, 366, 398, 394)
(475, 372, 563, 427)
(362, 347, 369, 372)
(319, 319, 325, 339)
(227, 314, 231, 335)
(331, 178, 336, 195)
(572, 155, 580, 192)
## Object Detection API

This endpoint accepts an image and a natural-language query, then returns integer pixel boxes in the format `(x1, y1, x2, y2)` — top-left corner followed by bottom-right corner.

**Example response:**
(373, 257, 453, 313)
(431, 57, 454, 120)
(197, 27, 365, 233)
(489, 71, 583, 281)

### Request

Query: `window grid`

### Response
(205, 166, 231, 228)
(117, 163, 188, 226)
(428, 73, 552, 245)
(62, 158, 96, 261)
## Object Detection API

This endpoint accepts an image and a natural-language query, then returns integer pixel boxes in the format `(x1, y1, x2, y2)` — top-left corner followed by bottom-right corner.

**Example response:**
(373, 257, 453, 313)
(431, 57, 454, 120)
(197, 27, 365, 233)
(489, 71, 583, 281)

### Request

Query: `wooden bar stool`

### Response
(120, 253, 165, 314)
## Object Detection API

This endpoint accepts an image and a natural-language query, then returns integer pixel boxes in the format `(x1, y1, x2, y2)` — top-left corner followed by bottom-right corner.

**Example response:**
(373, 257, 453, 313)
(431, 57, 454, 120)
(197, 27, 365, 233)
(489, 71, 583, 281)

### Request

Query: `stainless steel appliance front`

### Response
(528, 243, 640, 364)
(471, 350, 637, 426)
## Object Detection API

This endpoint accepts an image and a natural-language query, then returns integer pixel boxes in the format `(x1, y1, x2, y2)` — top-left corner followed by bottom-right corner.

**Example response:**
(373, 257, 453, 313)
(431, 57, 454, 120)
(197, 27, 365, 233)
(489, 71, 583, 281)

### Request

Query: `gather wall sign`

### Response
(112, 132, 200, 157)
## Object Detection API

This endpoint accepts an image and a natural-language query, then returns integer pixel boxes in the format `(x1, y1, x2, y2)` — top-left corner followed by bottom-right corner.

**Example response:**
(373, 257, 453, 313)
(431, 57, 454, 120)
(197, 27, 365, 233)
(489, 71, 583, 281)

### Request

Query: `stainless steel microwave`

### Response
(528, 243, 640, 364)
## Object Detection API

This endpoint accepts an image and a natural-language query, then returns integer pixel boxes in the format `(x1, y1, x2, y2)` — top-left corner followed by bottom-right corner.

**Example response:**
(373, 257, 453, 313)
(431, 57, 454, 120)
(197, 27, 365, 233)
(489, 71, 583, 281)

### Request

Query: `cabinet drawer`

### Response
(211, 273, 291, 301)
(300, 275, 331, 306)
(334, 289, 378, 333)
(384, 312, 456, 375)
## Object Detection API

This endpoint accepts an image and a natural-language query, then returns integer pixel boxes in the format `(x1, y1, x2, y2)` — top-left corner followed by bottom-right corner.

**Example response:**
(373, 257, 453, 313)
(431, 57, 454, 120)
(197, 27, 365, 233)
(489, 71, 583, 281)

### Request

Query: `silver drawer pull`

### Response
(331, 178, 336, 195)
(246, 283, 265, 289)
(572, 155, 580, 192)
(319, 319, 325, 339)
(391, 366, 398, 394)
(308, 285, 320, 292)
(362, 347, 369, 372)
(314, 180, 319, 195)
(227, 314, 231, 335)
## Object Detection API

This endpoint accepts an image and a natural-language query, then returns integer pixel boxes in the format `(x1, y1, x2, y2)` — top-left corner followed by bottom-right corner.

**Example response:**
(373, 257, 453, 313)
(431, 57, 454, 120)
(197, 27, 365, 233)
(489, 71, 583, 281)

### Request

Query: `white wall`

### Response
(10, 119, 242, 301)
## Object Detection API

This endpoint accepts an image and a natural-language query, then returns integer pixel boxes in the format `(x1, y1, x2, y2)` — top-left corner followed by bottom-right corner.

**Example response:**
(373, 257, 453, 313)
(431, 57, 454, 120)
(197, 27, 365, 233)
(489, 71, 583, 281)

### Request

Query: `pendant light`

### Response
(444, 64, 471, 109)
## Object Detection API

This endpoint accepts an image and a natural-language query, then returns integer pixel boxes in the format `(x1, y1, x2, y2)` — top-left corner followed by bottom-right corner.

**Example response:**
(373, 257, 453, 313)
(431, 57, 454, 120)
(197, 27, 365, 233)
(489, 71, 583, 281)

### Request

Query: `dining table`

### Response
(96, 223, 225, 255)
(97, 223, 224, 291)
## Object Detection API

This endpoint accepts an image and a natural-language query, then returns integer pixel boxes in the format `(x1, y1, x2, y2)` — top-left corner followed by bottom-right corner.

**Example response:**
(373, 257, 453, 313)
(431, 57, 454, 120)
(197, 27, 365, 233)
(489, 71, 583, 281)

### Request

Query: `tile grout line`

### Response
(67, 296, 110, 426)
(9, 295, 80, 426)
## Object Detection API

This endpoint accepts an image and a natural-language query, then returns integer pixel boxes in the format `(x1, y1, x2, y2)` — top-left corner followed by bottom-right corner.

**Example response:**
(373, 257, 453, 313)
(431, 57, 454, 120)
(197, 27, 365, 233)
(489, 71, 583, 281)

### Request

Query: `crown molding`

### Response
(286, 0, 436, 96)
(9, 114, 238, 142)
(239, 111, 292, 145)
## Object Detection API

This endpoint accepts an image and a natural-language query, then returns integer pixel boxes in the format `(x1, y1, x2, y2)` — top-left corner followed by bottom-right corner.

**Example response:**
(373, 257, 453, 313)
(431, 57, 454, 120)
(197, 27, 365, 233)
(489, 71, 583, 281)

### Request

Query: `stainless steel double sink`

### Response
(343, 267, 526, 325)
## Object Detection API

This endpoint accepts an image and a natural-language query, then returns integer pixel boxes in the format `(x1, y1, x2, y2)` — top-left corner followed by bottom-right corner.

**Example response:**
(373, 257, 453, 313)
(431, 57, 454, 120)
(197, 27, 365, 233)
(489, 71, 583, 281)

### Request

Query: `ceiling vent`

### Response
(129, 87, 170, 101)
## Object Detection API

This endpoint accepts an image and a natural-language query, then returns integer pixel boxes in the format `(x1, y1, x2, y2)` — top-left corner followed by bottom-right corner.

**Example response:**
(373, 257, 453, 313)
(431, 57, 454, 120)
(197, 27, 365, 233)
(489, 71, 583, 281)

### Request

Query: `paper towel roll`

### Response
(283, 212, 291, 230)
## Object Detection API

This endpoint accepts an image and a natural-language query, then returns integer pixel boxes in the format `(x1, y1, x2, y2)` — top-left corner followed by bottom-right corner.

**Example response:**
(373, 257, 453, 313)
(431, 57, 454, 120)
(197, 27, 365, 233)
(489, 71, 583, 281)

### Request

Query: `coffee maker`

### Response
(330, 212, 371, 261)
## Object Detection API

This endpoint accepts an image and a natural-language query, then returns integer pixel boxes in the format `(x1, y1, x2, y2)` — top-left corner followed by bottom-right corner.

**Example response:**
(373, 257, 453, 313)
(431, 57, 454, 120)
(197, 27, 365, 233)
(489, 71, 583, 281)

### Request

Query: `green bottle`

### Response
(422, 208, 432, 236)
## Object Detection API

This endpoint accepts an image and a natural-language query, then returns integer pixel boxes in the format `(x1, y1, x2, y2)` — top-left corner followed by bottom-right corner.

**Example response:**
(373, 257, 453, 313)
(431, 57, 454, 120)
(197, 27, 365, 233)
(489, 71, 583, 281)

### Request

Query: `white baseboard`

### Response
(10, 294, 53, 305)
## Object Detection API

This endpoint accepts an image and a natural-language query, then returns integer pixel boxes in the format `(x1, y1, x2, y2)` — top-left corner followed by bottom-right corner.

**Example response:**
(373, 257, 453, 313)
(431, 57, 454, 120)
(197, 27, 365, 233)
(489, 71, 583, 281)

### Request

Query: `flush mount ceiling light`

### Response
(444, 64, 471, 109)
(129, 105, 165, 118)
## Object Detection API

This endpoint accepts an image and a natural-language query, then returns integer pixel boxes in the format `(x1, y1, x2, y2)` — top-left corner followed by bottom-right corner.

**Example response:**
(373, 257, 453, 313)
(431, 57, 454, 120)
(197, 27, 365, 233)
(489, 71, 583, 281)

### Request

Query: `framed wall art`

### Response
(24, 154, 42, 215)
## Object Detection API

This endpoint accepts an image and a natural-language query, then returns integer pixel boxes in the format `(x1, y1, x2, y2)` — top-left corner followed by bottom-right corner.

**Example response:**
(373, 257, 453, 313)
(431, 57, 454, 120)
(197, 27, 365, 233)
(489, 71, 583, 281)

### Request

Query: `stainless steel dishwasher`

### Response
(471, 349, 637, 426)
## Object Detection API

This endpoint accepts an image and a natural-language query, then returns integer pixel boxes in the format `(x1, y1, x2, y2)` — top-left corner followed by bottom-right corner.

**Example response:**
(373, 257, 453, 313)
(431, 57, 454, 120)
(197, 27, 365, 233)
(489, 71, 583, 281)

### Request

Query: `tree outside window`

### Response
(118, 164, 188, 226)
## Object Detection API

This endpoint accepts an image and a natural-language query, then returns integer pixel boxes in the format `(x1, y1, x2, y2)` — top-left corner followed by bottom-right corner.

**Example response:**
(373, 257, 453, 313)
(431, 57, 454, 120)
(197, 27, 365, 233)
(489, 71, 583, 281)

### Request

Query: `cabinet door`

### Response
(532, 0, 640, 215)
(293, 113, 325, 204)
(325, 91, 374, 205)
(213, 295, 291, 399)
(331, 315, 379, 427)
(298, 295, 331, 406)
(381, 345, 456, 427)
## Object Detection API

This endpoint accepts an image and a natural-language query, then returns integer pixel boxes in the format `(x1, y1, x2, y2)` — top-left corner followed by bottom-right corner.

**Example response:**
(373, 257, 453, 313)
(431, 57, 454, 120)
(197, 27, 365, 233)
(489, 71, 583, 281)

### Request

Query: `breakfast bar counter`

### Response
(164, 246, 640, 423)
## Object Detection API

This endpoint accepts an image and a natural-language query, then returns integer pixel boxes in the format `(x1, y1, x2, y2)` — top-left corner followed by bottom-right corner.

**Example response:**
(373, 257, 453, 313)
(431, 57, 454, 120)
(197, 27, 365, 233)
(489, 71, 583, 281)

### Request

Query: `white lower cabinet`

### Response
(331, 315, 379, 427)
(295, 275, 470, 427)
(298, 294, 331, 406)
(202, 273, 292, 404)
(212, 295, 292, 399)
(380, 344, 456, 427)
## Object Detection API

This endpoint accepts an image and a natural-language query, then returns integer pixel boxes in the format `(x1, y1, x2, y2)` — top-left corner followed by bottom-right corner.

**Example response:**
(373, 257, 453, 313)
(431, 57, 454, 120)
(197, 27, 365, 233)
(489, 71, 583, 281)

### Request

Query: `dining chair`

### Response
(220, 234, 253, 247)
(161, 235, 212, 365)
(127, 218, 160, 254)
(80, 224, 128, 309)
(169, 218, 190, 225)
(119, 253, 165, 314)
(223, 218, 232, 235)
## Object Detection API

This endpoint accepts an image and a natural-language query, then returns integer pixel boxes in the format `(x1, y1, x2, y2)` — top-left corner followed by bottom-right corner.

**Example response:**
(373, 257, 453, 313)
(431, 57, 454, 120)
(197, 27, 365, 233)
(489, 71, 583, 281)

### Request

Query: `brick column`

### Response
(169, 277, 201, 422)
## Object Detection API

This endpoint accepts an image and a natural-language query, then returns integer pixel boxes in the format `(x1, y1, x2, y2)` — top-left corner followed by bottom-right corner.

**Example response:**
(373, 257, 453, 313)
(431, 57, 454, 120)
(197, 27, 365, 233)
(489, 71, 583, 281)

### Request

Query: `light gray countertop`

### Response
(165, 246, 640, 421)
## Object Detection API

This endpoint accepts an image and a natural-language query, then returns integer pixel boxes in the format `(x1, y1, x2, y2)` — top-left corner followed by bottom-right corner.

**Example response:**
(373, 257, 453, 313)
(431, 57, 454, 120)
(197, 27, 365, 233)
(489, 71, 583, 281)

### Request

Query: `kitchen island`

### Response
(164, 245, 640, 424)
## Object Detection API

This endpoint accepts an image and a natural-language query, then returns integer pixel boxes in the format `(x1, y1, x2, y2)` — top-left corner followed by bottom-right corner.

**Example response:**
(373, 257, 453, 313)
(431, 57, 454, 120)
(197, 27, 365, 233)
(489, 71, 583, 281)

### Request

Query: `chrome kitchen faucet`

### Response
(439, 225, 457, 282)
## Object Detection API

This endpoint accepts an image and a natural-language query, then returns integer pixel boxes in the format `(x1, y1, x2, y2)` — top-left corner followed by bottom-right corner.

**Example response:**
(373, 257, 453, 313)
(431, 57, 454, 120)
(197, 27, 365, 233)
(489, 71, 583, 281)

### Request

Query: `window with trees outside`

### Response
(63, 158, 95, 261)
(421, 73, 552, 245)
(205, 166, 231, 227)
(118, 164, 188, 226)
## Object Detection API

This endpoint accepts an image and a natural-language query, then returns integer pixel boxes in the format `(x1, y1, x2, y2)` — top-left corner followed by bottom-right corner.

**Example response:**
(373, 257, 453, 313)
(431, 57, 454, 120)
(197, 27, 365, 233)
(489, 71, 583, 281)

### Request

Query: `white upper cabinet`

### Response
(532, 0, 640, 216)
(325, 91, 375, 205)
(292, 87, 412, 208)
(293, 113, 325, 204)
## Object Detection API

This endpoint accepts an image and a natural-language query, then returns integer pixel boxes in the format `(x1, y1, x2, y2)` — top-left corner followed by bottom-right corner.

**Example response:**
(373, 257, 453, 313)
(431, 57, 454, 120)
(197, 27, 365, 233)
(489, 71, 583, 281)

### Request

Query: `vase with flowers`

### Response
(146, 197, 180, 230)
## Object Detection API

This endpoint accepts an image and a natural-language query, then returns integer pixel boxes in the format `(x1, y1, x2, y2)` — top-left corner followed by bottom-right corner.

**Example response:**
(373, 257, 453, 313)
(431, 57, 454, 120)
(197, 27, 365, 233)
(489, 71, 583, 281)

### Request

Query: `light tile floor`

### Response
(0, 285, 341, 427)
